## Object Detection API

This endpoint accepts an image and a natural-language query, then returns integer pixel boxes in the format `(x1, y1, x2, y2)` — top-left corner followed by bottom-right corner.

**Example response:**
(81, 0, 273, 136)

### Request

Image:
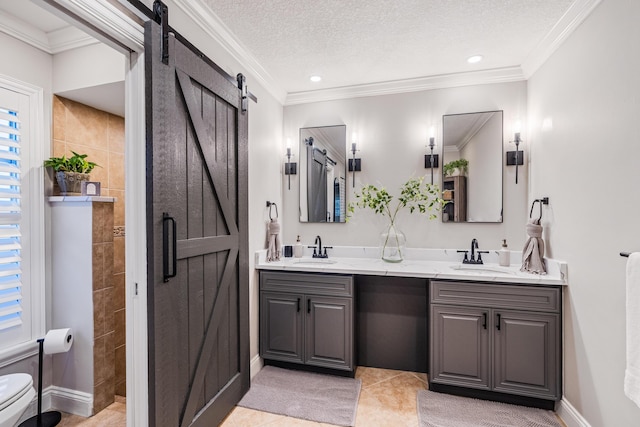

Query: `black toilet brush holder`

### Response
(18, 338, 61, 427)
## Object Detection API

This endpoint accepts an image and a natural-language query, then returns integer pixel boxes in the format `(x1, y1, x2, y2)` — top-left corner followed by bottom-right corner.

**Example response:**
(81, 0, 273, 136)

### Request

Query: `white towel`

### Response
(625, 252, 640, 407)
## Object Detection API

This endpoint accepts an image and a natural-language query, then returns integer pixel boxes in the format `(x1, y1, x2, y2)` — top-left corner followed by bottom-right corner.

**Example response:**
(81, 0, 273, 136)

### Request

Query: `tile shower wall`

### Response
(52, 96, 127, 397)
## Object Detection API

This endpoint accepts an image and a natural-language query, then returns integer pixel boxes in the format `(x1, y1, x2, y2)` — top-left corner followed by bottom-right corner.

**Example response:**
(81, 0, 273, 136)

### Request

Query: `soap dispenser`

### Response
(498, 239, 510, 267)
(294, 235, 303, 258)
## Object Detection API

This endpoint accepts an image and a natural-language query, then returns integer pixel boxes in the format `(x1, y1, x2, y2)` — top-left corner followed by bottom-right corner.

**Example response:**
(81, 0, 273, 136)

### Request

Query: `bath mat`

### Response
(417, 390, 562, 427)
(238, 365, 361, 426)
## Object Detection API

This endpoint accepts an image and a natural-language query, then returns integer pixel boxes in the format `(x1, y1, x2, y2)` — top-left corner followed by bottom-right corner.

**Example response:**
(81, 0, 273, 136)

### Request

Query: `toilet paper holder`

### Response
(19, 329, 73, 427)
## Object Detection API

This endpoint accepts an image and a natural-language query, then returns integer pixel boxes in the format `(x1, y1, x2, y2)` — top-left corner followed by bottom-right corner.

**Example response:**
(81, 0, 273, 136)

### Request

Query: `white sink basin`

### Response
(449, 264, 516, 276)
(293, 258, 338, 265)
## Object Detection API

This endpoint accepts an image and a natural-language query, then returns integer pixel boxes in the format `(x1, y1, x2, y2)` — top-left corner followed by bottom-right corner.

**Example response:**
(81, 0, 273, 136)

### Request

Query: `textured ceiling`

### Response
(204, 0, 575, 94)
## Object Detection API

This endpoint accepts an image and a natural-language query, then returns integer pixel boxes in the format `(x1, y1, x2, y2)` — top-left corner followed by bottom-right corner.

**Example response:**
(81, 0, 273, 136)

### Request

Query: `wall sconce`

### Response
(348, 132, 361, 188)
(284, 138, 297, 190)
(424, 126, 439, 184)
(506, 123, 524, 184)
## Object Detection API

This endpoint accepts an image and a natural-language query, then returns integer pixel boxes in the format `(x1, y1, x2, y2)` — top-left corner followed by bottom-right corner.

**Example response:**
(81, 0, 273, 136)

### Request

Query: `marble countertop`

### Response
(255, 246, 567, 286)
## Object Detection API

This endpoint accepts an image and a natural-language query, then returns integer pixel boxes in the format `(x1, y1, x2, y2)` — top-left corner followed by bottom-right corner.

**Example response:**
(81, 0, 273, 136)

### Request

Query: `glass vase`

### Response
(379, 221, 406, 263)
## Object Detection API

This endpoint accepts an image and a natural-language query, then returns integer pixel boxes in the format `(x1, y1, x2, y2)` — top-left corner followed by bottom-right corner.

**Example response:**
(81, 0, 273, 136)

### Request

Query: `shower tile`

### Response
(104, 287, 114, 333)
(113, 237, 125, 274)
(92, 244, 105, 291)
(113, 273, 125, 311)
(93, 289, 105, 338)
(65, 100, 109, 150)
(108, 114, 125, 154)
(53, 96, 66, 141)
(108, 152, 125, 190)
(114, 308, 125, 347)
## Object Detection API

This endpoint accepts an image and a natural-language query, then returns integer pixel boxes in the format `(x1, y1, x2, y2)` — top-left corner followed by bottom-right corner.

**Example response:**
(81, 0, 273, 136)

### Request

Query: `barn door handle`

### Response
(297, 298, 301, 313)
(496, 313, 501, 331)
(482, 313, 487, 329)
(307, 299, 311, 314)
(163, 212, 177, 282)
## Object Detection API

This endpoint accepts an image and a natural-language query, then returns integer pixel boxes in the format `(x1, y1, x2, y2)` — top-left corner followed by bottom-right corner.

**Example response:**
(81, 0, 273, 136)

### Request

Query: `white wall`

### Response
(283, 82, 527, 252)
(527, 0, 640, 425)
(0, 31, 52, 385)
(52, 43, 124, 94)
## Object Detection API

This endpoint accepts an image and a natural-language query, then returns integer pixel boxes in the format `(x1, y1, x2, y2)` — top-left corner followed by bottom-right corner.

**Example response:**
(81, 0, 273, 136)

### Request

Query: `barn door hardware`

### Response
(153, 0, 169, 64)
(162, 212, 177, 282)
(237, 73, 248, 113)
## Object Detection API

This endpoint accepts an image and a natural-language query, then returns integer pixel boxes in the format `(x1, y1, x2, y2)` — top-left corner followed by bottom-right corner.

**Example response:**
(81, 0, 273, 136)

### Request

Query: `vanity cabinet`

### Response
(260, 271, 354, 372)
(429, 280, 561, 402)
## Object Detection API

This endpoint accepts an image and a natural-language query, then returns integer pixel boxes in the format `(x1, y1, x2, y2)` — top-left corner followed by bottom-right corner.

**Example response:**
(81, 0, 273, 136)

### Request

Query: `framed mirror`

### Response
(299, 125, 347, 223)
(442, 111, 503, 223)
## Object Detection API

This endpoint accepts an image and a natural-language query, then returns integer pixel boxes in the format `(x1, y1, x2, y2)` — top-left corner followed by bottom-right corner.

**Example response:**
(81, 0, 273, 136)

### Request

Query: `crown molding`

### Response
(0, 7, 98, 54)
(47, 25, 98, 54)
(521, 0, 602, 78)
(36, 0, 144, 53)
(172, 0, 287, 104)
(285, 67, 526, 106)
(0, 10, 51, 53)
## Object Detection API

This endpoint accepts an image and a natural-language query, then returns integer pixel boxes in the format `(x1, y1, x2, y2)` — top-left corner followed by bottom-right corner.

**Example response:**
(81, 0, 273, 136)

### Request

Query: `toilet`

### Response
(0, 374, 36, 427)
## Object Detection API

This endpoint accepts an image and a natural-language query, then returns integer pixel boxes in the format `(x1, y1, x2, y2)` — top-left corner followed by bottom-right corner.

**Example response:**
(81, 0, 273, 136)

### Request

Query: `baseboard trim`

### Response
(557, 397, 591, 427)
(250, 354, 263, 379)
(49, 386, 93, 417)
(17, 386, 92, 423)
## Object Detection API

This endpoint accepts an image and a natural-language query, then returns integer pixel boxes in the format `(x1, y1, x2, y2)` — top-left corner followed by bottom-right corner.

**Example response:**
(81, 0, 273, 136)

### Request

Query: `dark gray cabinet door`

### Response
(305, 296, 353, 370)
(260, 292, 303, 363)
(493, 310, 560, 399)
(430, 305, 490, 390)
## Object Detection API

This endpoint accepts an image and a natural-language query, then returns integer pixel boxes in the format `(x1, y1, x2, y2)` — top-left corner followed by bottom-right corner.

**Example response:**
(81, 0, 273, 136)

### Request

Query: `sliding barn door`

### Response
(145, 20, 249, 427)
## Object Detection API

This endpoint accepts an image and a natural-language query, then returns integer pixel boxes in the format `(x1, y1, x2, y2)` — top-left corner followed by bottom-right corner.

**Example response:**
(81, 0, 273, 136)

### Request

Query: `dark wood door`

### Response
(145, 20, 249, 427)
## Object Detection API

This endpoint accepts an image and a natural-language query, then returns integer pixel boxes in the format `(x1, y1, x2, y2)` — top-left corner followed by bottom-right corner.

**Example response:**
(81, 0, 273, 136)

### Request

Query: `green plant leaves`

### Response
(348, 176, 446, 223)
(43, 151, 99, 173)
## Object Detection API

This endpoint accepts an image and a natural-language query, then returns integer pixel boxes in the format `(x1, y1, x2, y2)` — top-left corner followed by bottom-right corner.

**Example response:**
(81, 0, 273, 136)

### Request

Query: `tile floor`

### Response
(58, 367, 566, 427)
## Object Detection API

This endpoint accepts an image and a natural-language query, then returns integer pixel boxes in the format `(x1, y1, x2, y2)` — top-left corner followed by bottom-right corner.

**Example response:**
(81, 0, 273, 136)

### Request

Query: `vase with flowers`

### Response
(348, 176, 445, 262)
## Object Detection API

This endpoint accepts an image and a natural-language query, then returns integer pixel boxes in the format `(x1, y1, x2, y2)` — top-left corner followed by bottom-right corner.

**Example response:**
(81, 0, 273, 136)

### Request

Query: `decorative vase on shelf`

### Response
(380, 221, 406, 263)
(56, 171, 90, 195)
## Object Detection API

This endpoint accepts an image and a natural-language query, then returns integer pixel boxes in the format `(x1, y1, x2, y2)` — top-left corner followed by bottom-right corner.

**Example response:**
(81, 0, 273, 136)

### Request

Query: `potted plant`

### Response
(44, 151, 99, 195)
(443, 158, 469, 177)
(348, 176, 445, 262)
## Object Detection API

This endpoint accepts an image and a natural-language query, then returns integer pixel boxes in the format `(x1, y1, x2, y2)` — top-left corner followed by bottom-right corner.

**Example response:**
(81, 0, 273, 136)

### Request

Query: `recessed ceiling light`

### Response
(467, 55, 483, 64)
(310, 75, 322, 83)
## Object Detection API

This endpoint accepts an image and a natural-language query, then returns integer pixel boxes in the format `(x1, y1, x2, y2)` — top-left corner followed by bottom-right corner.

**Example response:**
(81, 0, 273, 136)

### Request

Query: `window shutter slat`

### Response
(0, 317, 22, 330)
(0, 279, 20, 291)
(0, 111, 20, 123)
(0, 104, 22, 335)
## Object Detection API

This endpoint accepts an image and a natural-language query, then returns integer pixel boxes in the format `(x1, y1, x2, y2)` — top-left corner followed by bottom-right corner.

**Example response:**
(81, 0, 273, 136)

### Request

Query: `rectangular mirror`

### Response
(299, 125, 347, 223)
(442, 111, 503, 223)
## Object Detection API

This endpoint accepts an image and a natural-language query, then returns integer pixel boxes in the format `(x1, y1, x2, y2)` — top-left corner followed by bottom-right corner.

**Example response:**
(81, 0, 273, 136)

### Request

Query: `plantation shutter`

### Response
(0, 106, 22, 333)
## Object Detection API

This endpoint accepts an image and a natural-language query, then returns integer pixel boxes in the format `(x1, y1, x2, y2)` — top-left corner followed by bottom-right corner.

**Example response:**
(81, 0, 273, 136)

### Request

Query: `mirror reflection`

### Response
(299, 125, 347, 223)
(442, 111, 503, 223)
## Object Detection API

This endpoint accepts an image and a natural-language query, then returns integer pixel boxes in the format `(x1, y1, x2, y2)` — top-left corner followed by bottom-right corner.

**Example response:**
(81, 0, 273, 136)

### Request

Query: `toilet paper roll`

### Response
(43, 328, 74, 354)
